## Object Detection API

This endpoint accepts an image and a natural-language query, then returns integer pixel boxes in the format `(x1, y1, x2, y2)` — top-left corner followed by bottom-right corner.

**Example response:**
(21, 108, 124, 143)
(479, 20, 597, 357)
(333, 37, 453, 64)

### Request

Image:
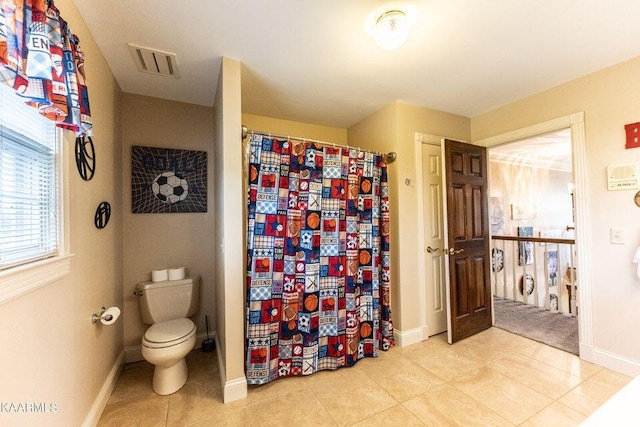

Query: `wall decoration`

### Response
(511, 203, 537, 220)
(131, 146, 207, 213)
(519, 273, 534, 295)
(94, 202, 111, 229)
(518, 226, 534, 265)
(75, 136, 96, 181)
(492, 248, 504, 272)
(546, 250, 558, 286)
(490, 197, 504, 234)
(625, 122, 640, 149)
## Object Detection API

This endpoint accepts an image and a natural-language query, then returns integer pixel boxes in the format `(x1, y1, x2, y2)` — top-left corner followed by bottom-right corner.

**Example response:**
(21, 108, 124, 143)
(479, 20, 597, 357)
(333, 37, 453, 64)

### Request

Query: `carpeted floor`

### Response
(493, 297, 579, 355)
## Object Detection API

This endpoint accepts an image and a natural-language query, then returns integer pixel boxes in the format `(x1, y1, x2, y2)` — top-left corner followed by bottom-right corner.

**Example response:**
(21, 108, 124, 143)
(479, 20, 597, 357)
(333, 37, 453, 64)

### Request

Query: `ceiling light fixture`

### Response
(374, 9, 411, 51)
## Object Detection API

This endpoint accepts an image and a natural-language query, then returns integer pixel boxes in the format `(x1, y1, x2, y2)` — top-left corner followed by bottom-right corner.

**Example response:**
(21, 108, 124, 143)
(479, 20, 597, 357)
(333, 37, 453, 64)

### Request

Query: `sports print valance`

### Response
(0, 0, 92, 136)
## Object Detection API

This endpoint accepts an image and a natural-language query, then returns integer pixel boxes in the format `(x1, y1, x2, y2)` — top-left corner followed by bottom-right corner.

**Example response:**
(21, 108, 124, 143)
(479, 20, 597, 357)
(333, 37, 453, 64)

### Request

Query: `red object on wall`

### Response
(625, 122, 640, 149)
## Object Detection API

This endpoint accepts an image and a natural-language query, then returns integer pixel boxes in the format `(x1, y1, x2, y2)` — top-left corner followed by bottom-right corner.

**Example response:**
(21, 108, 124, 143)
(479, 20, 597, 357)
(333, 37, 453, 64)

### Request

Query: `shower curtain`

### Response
(245, 134, 394, 385)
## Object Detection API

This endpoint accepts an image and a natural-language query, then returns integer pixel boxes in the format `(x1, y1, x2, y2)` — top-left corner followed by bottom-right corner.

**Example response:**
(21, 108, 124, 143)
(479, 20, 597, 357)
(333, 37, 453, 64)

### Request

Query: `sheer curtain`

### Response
(245, 134, 393, 385)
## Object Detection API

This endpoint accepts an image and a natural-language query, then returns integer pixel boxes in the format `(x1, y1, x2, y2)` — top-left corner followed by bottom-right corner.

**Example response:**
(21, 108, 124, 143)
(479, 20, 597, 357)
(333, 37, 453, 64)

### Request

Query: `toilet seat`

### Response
(143, 318, 196, 349)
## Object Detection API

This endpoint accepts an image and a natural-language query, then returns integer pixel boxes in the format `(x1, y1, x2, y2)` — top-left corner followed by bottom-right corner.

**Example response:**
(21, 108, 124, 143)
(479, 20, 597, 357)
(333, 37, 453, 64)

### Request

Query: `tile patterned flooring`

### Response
(98, 328, 631, 426)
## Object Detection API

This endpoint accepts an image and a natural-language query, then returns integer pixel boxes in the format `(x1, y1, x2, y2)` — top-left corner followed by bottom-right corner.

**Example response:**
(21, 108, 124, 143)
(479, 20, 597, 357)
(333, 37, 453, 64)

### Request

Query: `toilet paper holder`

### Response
(92, 306, 114, 324)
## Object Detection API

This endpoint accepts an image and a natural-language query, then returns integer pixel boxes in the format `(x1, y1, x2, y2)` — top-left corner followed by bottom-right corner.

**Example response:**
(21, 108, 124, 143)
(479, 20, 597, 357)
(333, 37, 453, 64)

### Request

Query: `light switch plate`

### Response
(610, 228, 625, 244)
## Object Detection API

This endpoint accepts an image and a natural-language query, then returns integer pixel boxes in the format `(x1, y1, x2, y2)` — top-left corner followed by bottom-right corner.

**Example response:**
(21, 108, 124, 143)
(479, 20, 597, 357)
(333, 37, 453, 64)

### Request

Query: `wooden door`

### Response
(422, 143, 447, 336)
(444, 139, 492, 343)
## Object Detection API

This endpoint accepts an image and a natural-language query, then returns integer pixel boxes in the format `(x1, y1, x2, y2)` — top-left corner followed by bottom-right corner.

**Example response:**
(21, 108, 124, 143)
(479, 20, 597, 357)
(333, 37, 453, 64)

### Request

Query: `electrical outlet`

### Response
(610, 228, 625, 245)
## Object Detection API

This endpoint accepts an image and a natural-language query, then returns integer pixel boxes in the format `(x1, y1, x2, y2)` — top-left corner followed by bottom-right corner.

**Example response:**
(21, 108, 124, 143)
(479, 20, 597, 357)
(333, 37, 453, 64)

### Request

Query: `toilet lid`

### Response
(144, 318, 195, 344)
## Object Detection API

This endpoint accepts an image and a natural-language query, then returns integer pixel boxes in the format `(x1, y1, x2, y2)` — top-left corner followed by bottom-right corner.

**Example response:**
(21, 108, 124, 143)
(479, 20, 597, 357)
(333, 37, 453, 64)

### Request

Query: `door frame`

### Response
(414, 113, 593, 358)
(475, 112, 591, 357)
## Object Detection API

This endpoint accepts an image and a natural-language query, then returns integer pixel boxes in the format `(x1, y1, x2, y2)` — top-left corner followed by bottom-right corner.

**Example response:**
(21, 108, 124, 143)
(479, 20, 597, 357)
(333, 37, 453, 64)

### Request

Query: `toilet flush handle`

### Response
(133, 290, 143, 297)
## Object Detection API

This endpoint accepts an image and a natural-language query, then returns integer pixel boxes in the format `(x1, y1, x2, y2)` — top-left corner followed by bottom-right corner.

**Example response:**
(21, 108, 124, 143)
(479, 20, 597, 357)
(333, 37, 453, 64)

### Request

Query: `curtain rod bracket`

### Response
(385, 152, 397, 164)
(241, 125, 248, 140)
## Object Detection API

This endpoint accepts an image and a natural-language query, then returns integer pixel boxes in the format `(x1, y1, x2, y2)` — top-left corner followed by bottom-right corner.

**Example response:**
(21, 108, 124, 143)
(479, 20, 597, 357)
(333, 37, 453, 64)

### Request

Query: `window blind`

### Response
(0, 84, 58, 269)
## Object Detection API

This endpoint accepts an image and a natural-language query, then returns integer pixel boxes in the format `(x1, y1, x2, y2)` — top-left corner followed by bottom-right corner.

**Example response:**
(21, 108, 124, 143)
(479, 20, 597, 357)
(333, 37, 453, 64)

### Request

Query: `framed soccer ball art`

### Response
(131, 145, 207, 213)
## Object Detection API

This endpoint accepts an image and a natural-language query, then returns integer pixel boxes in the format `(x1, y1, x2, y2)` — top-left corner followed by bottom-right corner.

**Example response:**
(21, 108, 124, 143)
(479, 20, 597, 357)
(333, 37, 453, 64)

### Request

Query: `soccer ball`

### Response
(151, 172, 189, 204)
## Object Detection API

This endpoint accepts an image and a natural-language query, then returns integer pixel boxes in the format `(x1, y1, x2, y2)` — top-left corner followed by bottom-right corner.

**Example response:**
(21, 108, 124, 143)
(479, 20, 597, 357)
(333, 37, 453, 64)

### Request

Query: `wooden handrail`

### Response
(492, 235, 575, 245)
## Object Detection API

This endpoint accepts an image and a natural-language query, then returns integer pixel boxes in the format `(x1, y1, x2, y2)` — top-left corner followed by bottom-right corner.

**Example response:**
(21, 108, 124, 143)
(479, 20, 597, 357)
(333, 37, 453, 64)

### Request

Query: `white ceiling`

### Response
(489, 129, 572, 172)
(71, 1, 640, 128)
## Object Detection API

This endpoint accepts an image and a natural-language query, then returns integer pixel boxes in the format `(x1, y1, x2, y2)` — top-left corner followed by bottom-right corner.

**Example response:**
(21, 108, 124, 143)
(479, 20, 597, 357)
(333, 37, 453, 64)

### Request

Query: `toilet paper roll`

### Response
(151, 269, 168, 282)
(101, 306, 121, 325)
(168, 266, 185, 281)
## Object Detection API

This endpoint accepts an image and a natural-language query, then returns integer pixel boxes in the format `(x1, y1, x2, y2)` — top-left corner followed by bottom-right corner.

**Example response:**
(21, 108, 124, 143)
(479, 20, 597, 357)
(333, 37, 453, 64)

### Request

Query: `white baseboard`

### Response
(587, 345, 640, 377)
(224, 377, 248, 403)
(124, 332, 213, 364)
(214, 334, 248, 403)
(422, 326, 431, 341)
(81, 350, 124, 427)
(393, 327, 424, 347)
(579, 342, 595, 364)
(124, 344, 143, 364)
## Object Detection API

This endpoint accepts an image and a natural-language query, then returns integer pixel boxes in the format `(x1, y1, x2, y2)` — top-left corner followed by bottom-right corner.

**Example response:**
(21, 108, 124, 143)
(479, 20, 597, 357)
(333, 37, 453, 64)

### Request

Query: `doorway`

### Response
(415, 112, 592, 358)
(415, 135, 493, 343)
(487, 129, 579, 354)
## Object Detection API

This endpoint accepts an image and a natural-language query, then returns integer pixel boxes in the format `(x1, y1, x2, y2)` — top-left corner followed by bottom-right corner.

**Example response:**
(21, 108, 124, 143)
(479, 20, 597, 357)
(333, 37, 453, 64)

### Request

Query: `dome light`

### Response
(374, 10, 411, 51)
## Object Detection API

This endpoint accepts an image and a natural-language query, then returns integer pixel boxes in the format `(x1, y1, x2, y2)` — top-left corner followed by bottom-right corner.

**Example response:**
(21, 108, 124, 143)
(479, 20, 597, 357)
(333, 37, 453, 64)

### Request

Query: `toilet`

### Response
(135, 275, 200, 395)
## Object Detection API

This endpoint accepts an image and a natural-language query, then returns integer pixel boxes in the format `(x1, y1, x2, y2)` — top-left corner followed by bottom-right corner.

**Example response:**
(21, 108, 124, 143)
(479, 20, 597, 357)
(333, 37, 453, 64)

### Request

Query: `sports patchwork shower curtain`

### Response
(245, 134, 393, 385)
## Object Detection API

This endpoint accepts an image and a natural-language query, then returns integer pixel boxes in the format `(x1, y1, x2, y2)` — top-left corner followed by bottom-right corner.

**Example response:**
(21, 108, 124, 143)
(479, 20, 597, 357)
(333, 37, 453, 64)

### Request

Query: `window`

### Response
(0, 83, 59, 269)
(0, 84, 71, 306)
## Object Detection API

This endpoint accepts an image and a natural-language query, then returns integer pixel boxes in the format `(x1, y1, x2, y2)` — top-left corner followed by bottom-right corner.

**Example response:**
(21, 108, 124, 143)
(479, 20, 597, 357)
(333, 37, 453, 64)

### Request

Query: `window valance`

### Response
(0, 0, 92, 136)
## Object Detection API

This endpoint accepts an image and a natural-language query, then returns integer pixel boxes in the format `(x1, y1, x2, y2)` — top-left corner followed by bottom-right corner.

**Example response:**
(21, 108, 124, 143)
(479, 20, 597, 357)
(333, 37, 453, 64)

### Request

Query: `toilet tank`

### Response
(136, 275, 200, 324)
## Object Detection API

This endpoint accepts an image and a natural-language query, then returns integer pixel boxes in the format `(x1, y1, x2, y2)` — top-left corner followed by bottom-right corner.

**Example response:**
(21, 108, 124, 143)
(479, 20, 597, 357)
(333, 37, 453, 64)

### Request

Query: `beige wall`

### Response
(242, 113, 348, 144)
(489, 162, 573, 307)
(213, 57, 246, 401)
(472, 56, 640, 373)
(121, 94, 215, 355)
(0, 0, 123, 425)
(348, 101, 470, 337)
(489, 162, 573, 236)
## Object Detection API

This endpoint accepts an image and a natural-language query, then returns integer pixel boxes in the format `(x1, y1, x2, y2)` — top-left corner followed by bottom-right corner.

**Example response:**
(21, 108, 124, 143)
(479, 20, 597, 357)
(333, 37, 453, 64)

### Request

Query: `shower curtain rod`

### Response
(242, 126, 397, 164)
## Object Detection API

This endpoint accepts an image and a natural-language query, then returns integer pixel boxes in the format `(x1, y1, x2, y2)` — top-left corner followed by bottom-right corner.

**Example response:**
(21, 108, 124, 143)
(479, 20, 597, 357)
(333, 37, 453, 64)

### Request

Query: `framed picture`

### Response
(511, 203, 537, 220)
(131, 145, 207, 213)
(518, 226, 534, 265)
(490, 197, 504, 235)
(546, 250, 558, 286)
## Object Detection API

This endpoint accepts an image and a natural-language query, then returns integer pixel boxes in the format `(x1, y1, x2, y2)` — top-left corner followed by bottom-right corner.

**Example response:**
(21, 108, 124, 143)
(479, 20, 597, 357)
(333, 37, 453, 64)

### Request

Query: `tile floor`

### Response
(98, 328, 631, 426)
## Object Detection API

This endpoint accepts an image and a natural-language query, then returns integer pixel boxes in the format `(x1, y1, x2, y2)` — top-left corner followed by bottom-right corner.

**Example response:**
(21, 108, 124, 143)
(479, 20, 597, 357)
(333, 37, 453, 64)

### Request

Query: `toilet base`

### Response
(152, 358, 188, 395)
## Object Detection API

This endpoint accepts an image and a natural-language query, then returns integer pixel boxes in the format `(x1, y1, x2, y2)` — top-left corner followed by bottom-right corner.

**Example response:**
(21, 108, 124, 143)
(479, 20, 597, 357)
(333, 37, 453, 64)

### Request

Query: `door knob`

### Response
(445, 248, 464, 255)
(426, 246, 441, 253)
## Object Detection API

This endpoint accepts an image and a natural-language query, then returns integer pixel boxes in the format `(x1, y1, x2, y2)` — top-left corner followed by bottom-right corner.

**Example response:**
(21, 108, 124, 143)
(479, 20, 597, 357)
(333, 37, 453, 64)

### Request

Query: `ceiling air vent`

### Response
(128, 44, 180, 78)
